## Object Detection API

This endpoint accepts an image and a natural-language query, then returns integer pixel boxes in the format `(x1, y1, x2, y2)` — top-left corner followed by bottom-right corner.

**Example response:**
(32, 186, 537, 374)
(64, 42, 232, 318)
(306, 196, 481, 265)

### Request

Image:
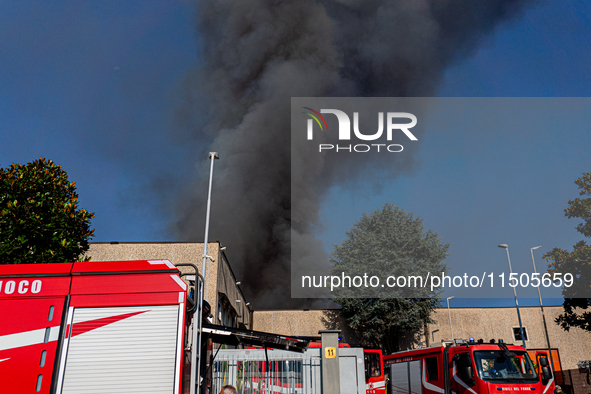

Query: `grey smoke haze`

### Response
(173, 0, 537, 308)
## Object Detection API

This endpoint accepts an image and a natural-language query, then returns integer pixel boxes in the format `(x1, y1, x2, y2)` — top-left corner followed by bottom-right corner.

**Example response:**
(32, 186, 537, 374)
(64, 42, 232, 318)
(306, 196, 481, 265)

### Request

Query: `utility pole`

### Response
(498, 244, 527, 349)
(197, 152, 218, 394)
(201, 152, 219, 301)
(531, 245, 556, 374)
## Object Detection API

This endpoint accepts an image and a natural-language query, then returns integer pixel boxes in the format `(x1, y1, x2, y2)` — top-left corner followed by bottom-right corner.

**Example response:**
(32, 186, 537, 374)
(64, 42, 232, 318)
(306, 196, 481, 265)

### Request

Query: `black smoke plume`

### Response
(172, 0, 537, 308)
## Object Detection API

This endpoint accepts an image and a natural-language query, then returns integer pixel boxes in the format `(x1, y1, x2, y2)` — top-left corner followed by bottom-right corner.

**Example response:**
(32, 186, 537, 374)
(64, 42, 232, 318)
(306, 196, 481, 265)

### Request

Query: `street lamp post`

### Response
(531, 245, 556, 374)
(196, 152, 218, 394)
(447, 296, 455, 341)
(201, 152, 219, 300)
(498, 244, 527, 349)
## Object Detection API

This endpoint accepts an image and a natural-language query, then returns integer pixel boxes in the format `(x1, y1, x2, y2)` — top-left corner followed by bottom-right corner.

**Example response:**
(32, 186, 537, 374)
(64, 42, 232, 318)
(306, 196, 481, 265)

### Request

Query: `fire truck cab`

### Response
(384, 339, 555, 394)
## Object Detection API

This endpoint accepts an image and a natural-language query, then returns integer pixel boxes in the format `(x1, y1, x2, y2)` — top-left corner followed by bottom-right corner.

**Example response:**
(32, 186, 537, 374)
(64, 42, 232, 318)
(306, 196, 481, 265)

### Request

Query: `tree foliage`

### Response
(331, 203, 449, 354)
(544, 172, 591, 332)
(0, 158, 94, 264)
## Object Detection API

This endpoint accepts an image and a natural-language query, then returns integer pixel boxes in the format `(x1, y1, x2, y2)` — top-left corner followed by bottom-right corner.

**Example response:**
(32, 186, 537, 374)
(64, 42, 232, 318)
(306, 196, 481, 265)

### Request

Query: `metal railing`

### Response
(212, 350, 322, 394)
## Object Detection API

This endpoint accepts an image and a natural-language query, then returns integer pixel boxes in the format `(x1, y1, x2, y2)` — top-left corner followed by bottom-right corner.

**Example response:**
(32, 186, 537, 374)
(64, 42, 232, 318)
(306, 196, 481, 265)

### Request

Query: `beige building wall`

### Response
(252, 309, 360, 343)
(88, 242, 250, 328)
(253, 310, 327, 337)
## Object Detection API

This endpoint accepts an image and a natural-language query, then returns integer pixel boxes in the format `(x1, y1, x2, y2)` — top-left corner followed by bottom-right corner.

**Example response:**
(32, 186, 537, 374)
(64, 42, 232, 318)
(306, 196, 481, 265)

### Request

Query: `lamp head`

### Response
(498, 244, 508, 249)
(531, 246, 542, 251)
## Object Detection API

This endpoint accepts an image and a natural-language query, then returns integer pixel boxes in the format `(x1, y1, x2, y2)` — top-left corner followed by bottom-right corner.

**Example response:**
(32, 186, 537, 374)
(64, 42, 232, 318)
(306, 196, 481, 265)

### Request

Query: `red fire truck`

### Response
(383, 339, 555, 394)
(0, 260, 201, 394)
(364, 349, 386, 394)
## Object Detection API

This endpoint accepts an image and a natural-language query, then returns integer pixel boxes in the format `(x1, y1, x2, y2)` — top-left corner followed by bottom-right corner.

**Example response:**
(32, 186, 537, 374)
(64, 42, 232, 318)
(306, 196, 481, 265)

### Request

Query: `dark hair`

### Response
(221, 385, 237, 394)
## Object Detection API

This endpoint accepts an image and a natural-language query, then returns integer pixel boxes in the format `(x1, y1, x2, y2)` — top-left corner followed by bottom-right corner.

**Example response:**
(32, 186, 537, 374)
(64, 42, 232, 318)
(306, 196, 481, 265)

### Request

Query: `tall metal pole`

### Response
(197, 152, 218, 394)
(447, 296, 455, 341)
(201, 152, 219, 301)
(499, 244, 526, 349)
(531, 245, 556, 374)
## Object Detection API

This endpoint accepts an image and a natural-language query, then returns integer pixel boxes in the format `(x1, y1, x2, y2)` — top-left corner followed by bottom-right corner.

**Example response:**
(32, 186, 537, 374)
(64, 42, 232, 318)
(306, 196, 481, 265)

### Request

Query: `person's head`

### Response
(221, 385, 237, 394)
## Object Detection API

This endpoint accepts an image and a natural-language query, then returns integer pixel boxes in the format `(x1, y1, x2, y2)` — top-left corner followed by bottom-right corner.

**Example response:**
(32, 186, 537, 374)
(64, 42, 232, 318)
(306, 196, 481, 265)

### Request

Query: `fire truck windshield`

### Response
(473, 351, 538, 382)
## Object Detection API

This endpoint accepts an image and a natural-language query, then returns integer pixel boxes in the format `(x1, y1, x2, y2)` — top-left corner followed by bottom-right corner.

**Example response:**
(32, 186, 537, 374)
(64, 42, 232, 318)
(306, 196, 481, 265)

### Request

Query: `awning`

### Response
(202, 323, 310, 352)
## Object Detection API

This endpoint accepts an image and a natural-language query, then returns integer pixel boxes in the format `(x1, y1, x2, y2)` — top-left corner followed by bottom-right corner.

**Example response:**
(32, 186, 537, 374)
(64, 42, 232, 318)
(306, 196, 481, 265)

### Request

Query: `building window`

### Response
(218, 299, 237, 327)
(513, 327, 528, 341)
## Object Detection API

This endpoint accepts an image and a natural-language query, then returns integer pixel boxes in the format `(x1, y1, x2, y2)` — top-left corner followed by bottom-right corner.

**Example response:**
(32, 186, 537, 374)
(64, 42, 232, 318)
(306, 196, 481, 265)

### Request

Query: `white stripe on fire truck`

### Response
(170, 274, 187, 290)
(174, 302, 184, 394)
(452, 364, 478, 394)
(0, 357, 10, 363)
(0, 310, 149, 352)
(149, 259, 176, 269)
(367, 381, 386, 390)
(0, 326, 60, 351)
(55, 306, 74, 394)
(543, 378, 554, 394)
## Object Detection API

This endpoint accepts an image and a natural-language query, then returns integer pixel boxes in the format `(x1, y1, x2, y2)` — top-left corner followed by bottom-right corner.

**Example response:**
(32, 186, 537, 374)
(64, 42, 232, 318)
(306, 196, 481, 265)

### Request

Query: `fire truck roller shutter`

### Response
(409, 360, 422, 394)
(388, 361, 422, 394)
(60, 305, 181, 394)
(389, 363, 409, 394)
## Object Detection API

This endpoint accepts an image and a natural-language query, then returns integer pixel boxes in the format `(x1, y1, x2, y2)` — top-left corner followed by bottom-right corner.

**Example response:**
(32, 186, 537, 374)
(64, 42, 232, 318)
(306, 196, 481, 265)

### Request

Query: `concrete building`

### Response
(88, 242, 250, 329)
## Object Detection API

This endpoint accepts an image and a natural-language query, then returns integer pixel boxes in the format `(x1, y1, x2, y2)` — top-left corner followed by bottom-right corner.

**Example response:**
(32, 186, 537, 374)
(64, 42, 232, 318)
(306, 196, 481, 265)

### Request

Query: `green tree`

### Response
(0, 158, 94, 264)
(331, 203, 449, 354)
(544, 172, 591, 332)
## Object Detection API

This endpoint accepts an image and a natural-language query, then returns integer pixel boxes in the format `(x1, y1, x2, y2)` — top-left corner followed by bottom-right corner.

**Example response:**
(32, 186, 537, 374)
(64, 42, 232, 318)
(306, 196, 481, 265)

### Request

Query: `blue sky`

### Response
(0, 1, 198, 240)
(1, 1, 590, 307)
